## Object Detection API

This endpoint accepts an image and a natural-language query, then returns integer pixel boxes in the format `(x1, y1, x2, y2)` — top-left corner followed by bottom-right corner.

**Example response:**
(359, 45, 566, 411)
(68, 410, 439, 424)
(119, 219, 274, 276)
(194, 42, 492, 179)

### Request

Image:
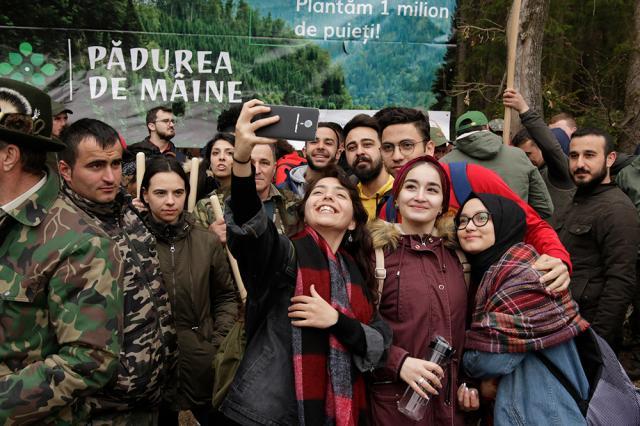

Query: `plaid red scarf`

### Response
(465, 243, 589, 353)
(291, 226, 374, 426)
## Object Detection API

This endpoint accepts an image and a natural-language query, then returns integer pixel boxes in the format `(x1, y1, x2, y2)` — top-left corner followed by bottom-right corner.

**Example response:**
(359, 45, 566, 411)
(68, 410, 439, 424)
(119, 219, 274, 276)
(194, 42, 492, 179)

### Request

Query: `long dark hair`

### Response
(297, 165, 376, 295)
(201, 132, 235, 172)
(140, 156, 190, 202)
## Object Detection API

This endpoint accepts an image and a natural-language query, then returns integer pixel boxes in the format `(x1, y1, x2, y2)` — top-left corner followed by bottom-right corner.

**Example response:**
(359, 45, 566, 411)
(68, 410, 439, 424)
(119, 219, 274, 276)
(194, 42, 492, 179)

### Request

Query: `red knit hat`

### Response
(391, 155, 450, 213)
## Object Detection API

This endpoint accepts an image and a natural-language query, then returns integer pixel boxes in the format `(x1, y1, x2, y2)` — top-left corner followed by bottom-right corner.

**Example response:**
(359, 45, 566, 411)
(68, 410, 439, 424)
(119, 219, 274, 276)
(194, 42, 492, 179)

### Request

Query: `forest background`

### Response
(0, 0, 638, 151)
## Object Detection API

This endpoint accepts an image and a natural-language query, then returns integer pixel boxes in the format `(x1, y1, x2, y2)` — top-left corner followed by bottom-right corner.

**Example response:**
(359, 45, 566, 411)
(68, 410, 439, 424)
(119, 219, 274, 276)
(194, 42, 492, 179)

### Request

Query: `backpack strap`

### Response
(374, 247, 386, 307)
(534, 351, 589, 417)
(454, 249, 471, 289)
(449, 162, 473, 206)
(384, 195, 398, 223)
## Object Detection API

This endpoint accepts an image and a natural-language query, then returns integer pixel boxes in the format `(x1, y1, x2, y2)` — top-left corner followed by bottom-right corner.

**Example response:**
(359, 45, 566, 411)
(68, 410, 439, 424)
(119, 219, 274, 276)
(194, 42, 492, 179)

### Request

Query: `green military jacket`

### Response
(194, 184, 300, 236)
(0, 172, 123, 424)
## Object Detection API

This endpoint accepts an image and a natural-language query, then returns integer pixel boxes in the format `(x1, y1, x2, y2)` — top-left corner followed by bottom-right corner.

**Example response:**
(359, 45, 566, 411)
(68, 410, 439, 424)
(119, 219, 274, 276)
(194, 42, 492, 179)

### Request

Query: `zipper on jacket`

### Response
(170, 243, 177, 313)
(169, 242, 182, 387)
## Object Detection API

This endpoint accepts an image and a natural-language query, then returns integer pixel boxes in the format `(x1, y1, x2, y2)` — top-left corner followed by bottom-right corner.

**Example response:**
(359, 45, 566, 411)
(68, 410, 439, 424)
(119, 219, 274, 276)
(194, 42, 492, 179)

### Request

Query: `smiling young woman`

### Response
(219, 100, 391, 425)
(456, 193, 590, 426)
(368, 156, 477, 425)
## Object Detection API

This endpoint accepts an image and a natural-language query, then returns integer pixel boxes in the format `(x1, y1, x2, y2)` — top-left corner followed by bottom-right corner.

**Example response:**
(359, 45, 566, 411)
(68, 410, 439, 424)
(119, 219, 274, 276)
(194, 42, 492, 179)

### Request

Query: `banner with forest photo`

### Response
(0, 0, 456, 147)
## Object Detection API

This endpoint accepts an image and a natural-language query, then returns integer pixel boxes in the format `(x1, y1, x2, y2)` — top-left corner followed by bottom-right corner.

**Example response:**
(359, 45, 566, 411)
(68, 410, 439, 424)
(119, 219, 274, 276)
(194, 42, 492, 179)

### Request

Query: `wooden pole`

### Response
(187, 157, 200, 212)
(210, 195, 247, 303)
(135, 152, 145, 199)
(503, 0, 522, 145)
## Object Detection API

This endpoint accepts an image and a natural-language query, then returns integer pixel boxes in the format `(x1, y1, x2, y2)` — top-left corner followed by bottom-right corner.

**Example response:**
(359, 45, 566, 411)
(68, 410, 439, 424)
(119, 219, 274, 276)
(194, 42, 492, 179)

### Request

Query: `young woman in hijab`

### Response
(220, 100, 392, 425)
(139, 156, 239, 425)
(456, 193, 590, 425)
(368, 156, 478, 425)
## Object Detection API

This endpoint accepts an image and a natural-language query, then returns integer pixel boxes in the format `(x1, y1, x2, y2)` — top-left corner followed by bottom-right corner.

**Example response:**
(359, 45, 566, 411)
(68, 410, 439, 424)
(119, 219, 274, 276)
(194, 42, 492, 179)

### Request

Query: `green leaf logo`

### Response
(0, 42, 57, 86)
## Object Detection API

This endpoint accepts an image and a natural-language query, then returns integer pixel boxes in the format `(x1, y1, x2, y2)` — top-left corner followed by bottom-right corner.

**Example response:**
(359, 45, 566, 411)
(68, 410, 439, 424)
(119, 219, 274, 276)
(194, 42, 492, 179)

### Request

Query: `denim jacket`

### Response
(463, 340, 588, 426)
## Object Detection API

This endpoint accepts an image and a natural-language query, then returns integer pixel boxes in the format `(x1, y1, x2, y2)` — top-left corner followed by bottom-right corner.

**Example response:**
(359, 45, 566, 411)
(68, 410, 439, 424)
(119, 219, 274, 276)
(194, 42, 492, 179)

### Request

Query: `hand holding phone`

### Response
(233, 100, 280, 162)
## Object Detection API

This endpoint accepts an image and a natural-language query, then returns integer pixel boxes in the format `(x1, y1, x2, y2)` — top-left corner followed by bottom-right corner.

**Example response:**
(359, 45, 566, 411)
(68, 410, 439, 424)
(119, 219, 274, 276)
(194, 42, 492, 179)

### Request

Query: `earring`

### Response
(348, 232, 353, 243)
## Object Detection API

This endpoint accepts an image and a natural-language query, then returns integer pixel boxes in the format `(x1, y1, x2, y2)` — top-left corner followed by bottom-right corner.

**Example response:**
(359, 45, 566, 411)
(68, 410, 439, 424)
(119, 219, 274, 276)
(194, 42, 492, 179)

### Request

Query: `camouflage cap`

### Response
(0, 78, 65, 151)
(488, 118, 504, 133)
(430, 126, 449, 147)
(455, 111, 489, 134)
(52, 100, 73, 116)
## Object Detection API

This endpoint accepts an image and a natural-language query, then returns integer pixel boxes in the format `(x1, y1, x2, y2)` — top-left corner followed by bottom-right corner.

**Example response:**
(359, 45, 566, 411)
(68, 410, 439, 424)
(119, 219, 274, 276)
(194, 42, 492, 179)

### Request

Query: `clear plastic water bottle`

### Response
(397, 336, 455, 421)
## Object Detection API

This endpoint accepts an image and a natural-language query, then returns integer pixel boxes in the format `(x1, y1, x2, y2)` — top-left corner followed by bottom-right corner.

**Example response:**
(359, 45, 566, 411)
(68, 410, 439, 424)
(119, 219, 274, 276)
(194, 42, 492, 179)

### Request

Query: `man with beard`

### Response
(279, 122, 342, 196)
(343, 113, 393, 220)
(373, 107, 574, 296)
(128, 106, 185, 162)
(555, 128, 639, 352)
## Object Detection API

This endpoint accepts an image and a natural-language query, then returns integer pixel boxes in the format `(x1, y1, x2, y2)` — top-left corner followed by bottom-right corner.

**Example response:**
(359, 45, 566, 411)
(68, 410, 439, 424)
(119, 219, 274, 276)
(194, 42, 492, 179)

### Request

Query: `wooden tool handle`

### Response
(135, 152, 145, 199)
(210, 195, 247, 303)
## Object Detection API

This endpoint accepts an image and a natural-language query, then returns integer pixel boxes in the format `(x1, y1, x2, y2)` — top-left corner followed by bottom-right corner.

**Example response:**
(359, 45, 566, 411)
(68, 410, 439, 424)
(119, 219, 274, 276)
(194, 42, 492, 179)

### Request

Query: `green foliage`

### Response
(453, 0, 634, 139)
(136, 0, 353, 115)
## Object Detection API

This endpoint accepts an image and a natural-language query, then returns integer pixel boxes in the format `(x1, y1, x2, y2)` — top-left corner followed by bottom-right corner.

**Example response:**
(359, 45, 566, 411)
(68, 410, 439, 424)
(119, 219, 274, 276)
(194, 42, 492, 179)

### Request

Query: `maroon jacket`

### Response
(369, 221, 468, 426)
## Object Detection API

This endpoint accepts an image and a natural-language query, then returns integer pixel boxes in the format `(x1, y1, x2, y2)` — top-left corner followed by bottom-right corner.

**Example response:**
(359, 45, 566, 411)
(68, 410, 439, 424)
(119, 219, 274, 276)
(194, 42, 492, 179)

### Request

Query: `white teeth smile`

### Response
(319, 206, 335, 214)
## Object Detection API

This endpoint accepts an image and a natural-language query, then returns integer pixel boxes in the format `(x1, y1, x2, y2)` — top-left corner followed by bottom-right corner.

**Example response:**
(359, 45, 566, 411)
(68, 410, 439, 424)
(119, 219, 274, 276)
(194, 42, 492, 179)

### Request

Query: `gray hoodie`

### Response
(441, 131, 554, 218)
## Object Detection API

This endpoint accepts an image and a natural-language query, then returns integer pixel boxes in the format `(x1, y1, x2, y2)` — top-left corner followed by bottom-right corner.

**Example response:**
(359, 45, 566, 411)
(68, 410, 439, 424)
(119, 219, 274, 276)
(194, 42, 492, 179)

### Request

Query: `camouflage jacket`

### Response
(0, 172, 123, 425)
(61, 188, 178, 419)
(194, 184, 300, 236)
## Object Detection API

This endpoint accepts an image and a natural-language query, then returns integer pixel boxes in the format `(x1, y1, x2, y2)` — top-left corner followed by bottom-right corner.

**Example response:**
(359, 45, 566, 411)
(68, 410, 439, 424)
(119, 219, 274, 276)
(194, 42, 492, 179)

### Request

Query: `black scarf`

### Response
(62, 183, 124, 226)
(457, 193, 526, 284)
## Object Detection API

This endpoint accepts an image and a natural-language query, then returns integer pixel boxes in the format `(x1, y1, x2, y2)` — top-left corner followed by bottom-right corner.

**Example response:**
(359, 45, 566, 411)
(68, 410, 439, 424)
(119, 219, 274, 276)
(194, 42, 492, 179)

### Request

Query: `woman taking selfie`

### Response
(457, 193, 590, 425)
(368, 156, 477, 425)
(139, 156, 239, 425)
(220, 100, 391, 425)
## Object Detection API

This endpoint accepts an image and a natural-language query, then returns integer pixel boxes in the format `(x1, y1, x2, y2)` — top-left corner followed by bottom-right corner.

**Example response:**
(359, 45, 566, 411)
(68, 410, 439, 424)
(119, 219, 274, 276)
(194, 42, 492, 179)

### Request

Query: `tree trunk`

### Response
(620, 0, 640, 153)
(509, 0, 550, 138)
(455, 4, 469, 120)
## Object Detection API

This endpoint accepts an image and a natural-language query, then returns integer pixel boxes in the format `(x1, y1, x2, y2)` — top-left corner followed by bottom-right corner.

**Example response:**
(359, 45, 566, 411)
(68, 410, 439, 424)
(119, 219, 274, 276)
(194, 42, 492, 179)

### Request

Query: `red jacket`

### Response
(275, 152, 306, 186)
(378, 163, 572, 272)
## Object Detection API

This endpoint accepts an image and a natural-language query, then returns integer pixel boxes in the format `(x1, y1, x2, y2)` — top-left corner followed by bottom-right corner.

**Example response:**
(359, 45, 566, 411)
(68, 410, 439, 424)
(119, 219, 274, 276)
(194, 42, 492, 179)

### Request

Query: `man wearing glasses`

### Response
(375, 107, 435, 177)
(374, 106, 574, 295)
(128, 106, 185, 162)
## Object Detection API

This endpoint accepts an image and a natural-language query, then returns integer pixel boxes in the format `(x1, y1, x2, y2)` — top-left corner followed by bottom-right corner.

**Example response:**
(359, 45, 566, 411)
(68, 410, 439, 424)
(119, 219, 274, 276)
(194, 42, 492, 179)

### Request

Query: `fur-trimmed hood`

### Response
(368, 213, 459, 251)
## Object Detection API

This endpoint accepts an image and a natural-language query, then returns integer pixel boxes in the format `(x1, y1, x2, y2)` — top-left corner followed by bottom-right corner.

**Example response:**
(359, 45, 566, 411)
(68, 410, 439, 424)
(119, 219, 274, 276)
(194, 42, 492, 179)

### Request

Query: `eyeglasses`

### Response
(456, 211, 492, 230)
(155, 118, 175, 125)
(380, 139, 426, 156)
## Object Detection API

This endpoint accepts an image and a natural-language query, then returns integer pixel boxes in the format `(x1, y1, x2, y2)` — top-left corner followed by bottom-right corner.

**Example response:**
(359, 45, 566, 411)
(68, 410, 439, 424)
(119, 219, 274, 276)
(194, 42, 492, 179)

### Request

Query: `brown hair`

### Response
(549, 113, 576, 128)
(297, 165, 376, 296)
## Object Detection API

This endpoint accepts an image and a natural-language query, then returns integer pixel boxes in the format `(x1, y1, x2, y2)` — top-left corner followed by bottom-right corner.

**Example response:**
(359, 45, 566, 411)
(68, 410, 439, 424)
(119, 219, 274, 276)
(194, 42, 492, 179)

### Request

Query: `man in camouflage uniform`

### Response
(194, 143, 300, 239)
(0, 79, 123, 423)
(57, 118, 177, 424)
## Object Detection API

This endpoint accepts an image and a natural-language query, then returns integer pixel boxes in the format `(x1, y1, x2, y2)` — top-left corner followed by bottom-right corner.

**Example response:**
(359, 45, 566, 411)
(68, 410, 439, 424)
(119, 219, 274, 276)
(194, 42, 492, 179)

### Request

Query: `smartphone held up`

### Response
(252, 104, 320, 141)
